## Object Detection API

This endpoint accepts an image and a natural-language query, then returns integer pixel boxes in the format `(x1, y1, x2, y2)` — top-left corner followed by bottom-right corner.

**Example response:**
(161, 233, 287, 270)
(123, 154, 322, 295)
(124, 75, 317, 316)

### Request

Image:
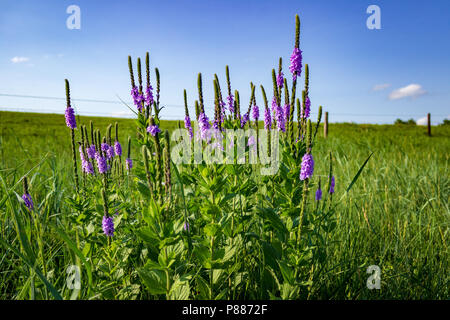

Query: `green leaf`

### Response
(193, 244, 211, 268)
(345, 152, 374, 193)
(169, 278, 190, 300)
(204, 223, 221, 237)
(137, 267, 167, 295)
(256, 207, 288, 235)
(278, 260, 294, 285)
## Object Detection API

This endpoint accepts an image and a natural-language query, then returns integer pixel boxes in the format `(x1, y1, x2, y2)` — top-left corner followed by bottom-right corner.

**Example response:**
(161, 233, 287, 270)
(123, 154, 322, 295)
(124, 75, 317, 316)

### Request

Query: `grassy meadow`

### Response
(0, 110, 448, 300)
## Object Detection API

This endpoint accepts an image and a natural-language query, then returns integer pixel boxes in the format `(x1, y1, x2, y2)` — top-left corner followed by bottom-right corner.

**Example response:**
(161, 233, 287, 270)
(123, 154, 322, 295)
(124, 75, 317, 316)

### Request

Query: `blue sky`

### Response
(1, 0, 449, 124)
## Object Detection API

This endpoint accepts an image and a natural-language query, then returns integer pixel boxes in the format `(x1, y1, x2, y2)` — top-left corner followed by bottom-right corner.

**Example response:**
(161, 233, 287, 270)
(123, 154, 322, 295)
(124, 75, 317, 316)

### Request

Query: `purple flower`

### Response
(106, 145, 115, 160)
(102, 215, 115, 237)
(183, 221, 190, 232)
(197, 112, 211, 142)
(114, 141, 122, 157)
(145, 85, 154, 106)
(302, 96, 310, 119)
(264, 107, 272, 130)
(147, 124, 161, 137)
(274, 103, 285, 132)
(86, 145, 96, 159)
(95, 152, 107, 174)
(65, 107, 77, 129)
(289, 47, 303, 79)
(22, 193, 33, 210)
(219, 99, 226, 123)
(271, 97, 278, 113)
(79, 146, 93, 174)
(126, 158, 133, 171)
(247, 135, 256, 151)
(300, 153, 314, 180)
(329, 176, 335, 194)
(252, 104, 259, 121)
(283, 104, 290, 123)
(79, 145, 86, 162)
(277, 71, 284, 88)
(226, 95, 234, 114)
(315, 187, 322, 201)
(240, 112, 249, 128)
(131, 86, 144, 112)
(101, 143, 109, 152)
(82, 159, 94, 174)
(184, 115, 194, 139)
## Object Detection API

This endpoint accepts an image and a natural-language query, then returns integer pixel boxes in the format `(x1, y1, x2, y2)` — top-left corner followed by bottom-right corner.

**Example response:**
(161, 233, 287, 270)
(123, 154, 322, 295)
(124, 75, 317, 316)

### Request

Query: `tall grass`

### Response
(1, 110, 448, 299)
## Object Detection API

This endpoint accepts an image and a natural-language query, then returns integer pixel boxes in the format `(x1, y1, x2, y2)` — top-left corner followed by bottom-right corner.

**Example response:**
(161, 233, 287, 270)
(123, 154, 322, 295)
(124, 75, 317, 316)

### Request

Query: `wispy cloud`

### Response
(11, 56, 30, 63)
(389, 84, 426, 100)
(110, 111, 134, 118)
(372, 83, 391, 91)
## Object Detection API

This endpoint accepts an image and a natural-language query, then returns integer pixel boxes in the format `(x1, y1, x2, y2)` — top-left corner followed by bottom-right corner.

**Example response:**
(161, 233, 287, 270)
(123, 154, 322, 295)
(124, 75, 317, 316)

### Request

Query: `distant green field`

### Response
(0, 110, 449, 299)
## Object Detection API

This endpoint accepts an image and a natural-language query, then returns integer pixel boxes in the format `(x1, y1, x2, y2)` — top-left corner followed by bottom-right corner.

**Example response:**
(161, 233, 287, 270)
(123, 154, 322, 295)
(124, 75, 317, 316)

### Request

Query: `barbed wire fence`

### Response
(0, 93, 447, 122)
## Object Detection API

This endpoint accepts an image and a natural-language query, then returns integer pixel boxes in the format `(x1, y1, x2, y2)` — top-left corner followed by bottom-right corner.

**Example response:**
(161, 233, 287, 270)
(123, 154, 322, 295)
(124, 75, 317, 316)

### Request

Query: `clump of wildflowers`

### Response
(300, 153, 314, 180)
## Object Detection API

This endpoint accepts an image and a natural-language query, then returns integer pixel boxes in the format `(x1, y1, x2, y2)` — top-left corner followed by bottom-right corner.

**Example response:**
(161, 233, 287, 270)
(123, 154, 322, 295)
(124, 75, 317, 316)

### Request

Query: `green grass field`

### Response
(0, 110, 448, 300)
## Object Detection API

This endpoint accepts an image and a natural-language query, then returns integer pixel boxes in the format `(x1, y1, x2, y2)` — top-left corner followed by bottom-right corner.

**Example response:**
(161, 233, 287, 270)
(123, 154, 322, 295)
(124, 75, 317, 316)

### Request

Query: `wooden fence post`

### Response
(427, 113, 431, 136)
(324, 111, 328, 138)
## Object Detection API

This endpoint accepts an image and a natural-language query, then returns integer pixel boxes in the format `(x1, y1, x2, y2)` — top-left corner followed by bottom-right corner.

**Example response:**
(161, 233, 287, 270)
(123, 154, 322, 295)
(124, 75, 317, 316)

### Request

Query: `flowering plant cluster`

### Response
(13, 15, 375, 301)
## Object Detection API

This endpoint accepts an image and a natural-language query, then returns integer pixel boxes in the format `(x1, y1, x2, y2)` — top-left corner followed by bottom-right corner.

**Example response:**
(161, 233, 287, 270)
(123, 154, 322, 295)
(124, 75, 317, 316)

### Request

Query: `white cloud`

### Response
(110, 111, 133, 118)
(11, 56, 30, 63)
(372, 83, 391, 91)
(389, 84, 426, 100)
(416, 116, 428, 126)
